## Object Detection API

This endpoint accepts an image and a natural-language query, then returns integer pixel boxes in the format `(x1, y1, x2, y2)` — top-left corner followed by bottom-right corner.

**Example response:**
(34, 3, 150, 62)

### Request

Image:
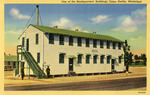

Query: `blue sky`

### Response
(5, 4, 146, 55)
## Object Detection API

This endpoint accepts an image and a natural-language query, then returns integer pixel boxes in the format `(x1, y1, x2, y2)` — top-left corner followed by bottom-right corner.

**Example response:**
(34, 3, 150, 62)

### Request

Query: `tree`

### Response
(123, 40, 133, 72)
(140, 54, 147, 65)
(134, 55, 139, 64)
(129, 52, 133, 65)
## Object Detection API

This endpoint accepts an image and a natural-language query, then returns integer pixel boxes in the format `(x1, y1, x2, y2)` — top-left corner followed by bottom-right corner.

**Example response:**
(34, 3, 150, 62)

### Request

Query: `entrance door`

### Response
(26, 39, 29, 51)
(69, 58, 73, 71)
(111, 59, 115, 70)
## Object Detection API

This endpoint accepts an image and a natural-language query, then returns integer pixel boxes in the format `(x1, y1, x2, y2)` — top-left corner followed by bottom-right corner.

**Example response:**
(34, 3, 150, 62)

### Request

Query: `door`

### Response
(69, 58, 73, 71)
(26, 38, 29, 51)
(111, 59, 115, 70)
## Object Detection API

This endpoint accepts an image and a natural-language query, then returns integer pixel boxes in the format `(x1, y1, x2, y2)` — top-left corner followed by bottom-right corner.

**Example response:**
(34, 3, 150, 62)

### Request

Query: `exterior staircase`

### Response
(15, 45, 46, 79)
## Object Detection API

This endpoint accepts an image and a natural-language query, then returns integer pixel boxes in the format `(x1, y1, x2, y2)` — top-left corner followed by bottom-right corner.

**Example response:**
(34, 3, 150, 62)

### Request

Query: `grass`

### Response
(129, 64, 146, 67)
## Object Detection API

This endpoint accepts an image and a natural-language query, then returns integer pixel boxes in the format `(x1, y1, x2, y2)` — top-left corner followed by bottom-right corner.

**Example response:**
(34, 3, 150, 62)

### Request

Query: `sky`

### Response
(5, 4, 146, 55)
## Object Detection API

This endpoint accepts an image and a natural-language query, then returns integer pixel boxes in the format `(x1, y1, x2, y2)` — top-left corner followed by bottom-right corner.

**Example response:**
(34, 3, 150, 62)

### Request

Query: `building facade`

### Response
(18, 24, 124, 76)
(4, 55, 17, 71)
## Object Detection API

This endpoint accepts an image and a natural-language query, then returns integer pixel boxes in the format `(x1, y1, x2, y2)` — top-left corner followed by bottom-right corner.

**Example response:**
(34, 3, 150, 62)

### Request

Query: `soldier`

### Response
(21, 67, 24, 80)
(46, 66, 50, 78)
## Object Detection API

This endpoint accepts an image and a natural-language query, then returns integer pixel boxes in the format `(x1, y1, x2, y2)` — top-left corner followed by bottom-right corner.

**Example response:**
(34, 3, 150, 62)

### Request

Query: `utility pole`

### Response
(36, 5, 39, 25)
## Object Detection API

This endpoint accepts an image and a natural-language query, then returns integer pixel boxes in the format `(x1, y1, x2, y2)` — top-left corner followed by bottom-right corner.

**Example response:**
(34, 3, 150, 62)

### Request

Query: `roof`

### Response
(4, 55, 17, 61)
(30, 24, 124, 43)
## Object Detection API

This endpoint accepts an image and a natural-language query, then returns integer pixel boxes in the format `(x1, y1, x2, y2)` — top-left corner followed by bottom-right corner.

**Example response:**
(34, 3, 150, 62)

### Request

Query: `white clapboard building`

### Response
(15, 5, 125, 79)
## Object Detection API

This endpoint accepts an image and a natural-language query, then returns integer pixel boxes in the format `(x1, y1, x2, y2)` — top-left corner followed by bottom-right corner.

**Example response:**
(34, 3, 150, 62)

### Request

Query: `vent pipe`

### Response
(75, 29, 79, 31)
(93, 32, 96, 34)
(36, 5, 39, 25)
(53, 26, 58, 28)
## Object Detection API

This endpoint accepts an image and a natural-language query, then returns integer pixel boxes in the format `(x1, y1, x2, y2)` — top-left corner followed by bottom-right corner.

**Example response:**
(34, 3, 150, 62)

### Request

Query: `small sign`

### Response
(92, 50, 98, 53)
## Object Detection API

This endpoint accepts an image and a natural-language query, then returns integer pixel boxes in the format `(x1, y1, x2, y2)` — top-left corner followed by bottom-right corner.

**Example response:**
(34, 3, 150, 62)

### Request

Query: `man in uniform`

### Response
(21, 67, 24, 80)
(46, 66, 50, 78)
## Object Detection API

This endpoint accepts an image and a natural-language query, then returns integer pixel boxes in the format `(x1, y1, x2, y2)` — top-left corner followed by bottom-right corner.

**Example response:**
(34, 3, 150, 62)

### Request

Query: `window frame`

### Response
(13, 62, 16, 68)
(118, 56, 122, 63)
(86, 55, 90, 64)
(93, 55, 98, 64)
(118, 42, 121, 50)
(113, 42, 116, 49)
(93, 39, 97, 48)
(77, 54, 82, 64)
(100, 55, 104, 64)
(59, 54, 65, 64)
(8, 62, 10, 65)
(107, 56, 111, 64)
(37, 52, 40, 63)
(22, 37, 25, 47)
(69, 36, 73, 46)
(107, 41, 110, 49)
(77, 37, 82, 46)
(59, 35, 64, 45)
(100, 40, 104, 48)
(49, 33, 54, 44)
(35, 34, 39, 45)
(86, 38, 90, 47)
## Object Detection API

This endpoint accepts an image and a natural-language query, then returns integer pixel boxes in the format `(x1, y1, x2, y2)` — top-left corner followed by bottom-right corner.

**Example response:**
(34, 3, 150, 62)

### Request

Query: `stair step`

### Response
(17, 45, 46, 79)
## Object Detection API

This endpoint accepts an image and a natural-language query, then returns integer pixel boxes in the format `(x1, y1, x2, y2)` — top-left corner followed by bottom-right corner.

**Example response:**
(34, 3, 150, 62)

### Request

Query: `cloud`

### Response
(131, 7, 146, 25)
(130, 36, 142, 41)
(91, 15, 112, 24)
(5, 29, 23, 35)
(112, 16, 137, 32)
(51, 17, 89, 32)
(9, 8, 30, 20)
(112, 7, 146, 32)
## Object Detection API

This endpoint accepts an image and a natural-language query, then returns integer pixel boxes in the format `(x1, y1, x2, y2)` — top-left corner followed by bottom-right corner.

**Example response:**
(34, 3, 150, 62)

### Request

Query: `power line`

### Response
(39, 10, 43, 26)
(24, 8, 36, 30)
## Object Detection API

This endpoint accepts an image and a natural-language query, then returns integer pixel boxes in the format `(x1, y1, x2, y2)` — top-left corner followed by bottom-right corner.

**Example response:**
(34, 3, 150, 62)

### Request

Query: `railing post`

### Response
(29, 66, 30, 79)
(16, 45, 19, 75)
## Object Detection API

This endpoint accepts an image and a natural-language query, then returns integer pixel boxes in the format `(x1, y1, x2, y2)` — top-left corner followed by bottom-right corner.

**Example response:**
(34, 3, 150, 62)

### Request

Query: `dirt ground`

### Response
(4, 67, 146, 87)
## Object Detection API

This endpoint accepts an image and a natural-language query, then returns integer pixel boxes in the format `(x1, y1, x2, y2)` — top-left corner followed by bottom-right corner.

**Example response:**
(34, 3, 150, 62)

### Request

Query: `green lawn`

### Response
(129, 64, 146, 67)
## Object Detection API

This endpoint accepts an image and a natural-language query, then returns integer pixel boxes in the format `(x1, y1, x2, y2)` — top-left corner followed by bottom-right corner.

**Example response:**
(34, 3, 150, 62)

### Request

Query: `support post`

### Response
(29, 66, 30, 79)
(36, 5, 39, 25)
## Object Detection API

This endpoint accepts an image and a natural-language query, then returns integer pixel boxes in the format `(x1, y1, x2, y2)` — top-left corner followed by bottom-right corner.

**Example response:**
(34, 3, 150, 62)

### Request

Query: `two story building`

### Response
(17, 24, 124, 77)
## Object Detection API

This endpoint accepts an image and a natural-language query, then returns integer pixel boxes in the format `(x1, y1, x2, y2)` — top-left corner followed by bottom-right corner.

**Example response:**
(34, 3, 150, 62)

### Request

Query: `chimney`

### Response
(93, 32, 96, 34)
(75, 29, 79, 31)
(53, 26, 58, 28)
(36, 5, 39, 25)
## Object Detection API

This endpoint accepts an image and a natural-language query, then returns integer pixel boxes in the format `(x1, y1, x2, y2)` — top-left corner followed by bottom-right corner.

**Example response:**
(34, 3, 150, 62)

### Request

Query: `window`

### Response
(107, 56, 111, 64)
(35, 34, 39, 45)
(93, 55, 98, 64)
(59, 54, 65, 63)
(13, 62, 16, 68)
(100, 40, 104, 48)
(113, 42, 116, 49)
(78, 37, 82, 46)
(107, 41, 110, 49)
(37, 53, 40, 63)
(49, 33, 54, 44)
(118, 42, 121, 50)
(59, 35, 64, 45)
(22, 37, 25, 47)
(93, 39, 97, 48)
(118, 56, 122, 63)
(100, 55, 104, 64)
(8, 62, 10, 65)
(69, 36, 73, 46)
(86, 38, 90, 47)
(77, 54, 82, 64)
(86, 55, 90, 64)
(26, 38, 29, 51)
